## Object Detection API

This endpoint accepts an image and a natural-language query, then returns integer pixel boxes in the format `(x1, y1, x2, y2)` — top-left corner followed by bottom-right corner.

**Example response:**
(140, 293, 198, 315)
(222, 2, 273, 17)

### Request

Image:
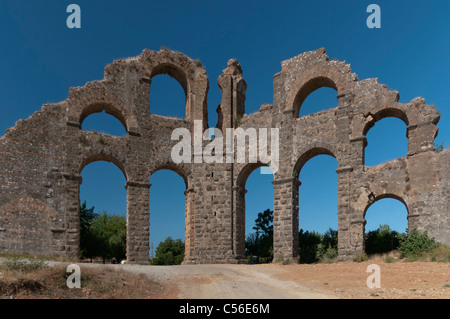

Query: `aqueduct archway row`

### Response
(0, 48, 448, 263)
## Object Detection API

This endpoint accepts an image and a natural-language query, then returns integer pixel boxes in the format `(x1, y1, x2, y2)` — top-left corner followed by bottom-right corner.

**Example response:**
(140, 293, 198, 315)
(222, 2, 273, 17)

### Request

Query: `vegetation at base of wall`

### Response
(151, 237, 185, 265)
(365, 224, 402, 256)
(364, 228, 449, 262)
(398, 229, 438, 259)
(272, 255, 293, 265)
(298, 228, 338, 264)
(353, 252, 369, 262)
(1, 258, 48, 273)
(80, 201, 127, 263)
(0, 252, 54, 261)
(425, 245, 450, 262)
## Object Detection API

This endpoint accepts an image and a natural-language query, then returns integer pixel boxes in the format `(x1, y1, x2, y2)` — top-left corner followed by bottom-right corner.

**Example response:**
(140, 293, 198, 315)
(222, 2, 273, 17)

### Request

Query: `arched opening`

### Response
(79, 160, 127, 263)
(149, 64, 188, 119)
(236, 164, 274, 263)
(294, 77, 338, 118)
(80, 103, 128, 136)
(364, 109, 409, 166)
(81, 110, 127, 137)
(294, 149, 339, 263)
(298, 87, 338, 117)
(364, 196, 408, 256)
(149, 169, 187, 265)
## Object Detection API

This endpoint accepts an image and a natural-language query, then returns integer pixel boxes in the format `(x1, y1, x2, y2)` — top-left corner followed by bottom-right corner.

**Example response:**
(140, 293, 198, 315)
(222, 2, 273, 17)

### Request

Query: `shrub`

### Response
(298, 228, 338, 264)
(385, 256, 395, 263)
(298, 229, 322, 264)
(365, 224, 401, 255)
(354, 252, 369, 262)
(2, 258, 47, 273)
(322, 228, 338, 250)
(80, 206, 127, 262)
(152, 237, 185, 265)
(398, 229, 437, 258)
(323, 246, 338, 259)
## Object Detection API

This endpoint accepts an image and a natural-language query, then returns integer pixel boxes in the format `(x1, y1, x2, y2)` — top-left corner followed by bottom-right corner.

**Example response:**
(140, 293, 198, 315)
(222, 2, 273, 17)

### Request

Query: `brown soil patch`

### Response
(1, 259, 448, 299)
(275, 259, 450, 299)
(0, 265, 174, 299)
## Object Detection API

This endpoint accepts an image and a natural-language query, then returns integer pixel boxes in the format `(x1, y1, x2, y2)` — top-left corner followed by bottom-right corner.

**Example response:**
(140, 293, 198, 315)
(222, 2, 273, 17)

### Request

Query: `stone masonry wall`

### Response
(0, 48, 448, 263)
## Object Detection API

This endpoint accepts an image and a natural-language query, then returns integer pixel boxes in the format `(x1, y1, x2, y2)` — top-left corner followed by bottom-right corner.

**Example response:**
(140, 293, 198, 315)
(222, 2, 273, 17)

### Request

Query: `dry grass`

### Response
(362, 245, 450, 264)
(0, 261, 172, 299)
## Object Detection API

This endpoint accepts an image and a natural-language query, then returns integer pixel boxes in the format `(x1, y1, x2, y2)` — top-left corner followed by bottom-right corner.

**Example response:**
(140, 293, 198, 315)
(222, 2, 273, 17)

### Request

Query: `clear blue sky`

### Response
(1, 1, 449, 251)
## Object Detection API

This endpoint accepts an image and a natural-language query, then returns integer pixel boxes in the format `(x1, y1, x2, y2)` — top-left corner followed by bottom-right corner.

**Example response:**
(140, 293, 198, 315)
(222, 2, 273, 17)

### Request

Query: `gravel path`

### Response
(49, 262, 333, 299)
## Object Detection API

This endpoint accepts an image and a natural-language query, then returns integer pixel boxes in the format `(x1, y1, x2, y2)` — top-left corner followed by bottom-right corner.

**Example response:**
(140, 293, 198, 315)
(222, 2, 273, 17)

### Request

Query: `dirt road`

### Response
(134, 264, 332, 299)
(67, 260, 450, 299)
(72, 262, 332, 299)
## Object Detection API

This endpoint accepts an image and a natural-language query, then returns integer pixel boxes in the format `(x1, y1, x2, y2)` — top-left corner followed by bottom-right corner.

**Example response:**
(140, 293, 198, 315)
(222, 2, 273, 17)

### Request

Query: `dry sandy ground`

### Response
(2, 258, 448, 300)
(79, 259, 449, 299)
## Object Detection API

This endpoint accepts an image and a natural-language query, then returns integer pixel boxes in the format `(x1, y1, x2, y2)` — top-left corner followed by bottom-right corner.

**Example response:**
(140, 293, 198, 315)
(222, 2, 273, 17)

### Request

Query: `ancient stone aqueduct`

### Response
(0, 48, 448, 264)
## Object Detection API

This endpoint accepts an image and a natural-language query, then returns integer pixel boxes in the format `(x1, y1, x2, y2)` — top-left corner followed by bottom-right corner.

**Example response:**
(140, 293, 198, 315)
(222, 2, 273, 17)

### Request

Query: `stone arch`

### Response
(361, 107, 409, 165)
(148, 64, 190, 119)
(234, 162, 272, 259)
(79, 153, 128, 181)
(352, 98, 440, 157)
(79, 102, 128, 134)
(236, 162, 269, 189)
(149, 163, 191, 261)
(67, 83, 140, 136)
(139, 49, 209, 127)
(290, 147, 340, 261)
(77, 154, 131, 261)
(293, 146, 338, 177)
(293, 76, 338, 118)
(149, 163, 190, 190)
(150, 63, 190, 97)
(363, 193, 409, 218)
(362, 193, 410, 250)
(362, 107, 409, 137)
(282, 49, 357, 117)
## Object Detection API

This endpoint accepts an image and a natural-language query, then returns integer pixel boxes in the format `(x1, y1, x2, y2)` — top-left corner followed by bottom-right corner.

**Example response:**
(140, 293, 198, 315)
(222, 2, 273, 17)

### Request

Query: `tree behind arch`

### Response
(152, 237, 185, 265)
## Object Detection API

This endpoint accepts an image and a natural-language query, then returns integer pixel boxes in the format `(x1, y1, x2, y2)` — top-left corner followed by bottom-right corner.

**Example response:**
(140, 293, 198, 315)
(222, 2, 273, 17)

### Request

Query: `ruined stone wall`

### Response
(0, 48, 448, 263)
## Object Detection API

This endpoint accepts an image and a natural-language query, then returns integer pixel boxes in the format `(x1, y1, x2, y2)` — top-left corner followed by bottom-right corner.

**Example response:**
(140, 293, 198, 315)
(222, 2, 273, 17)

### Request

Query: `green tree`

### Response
(89, 212, 127, 262)
(298, 229, 322, 264)
(253, 209, 273, 237)
(80, 203, 127, 262)
(245, 209, 273, 262)
(80, 201, 97, 233)
(245, 233, 259, 257)
(365, 224, 401, 255)
(80, 201, 98, 259)
(298, 228, 339, 263)
(152, 237, 185, 265)
(322, 228, 338, 250)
